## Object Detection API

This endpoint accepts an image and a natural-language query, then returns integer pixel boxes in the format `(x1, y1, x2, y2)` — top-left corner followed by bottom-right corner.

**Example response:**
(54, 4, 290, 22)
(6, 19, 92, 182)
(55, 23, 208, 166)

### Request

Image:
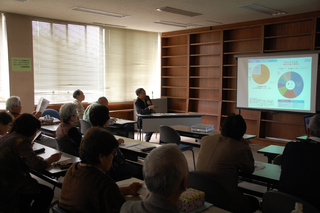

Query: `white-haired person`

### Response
(120, 144, 189, 213)
(56, 103, 82, 147)
(6, 96, 42, 119)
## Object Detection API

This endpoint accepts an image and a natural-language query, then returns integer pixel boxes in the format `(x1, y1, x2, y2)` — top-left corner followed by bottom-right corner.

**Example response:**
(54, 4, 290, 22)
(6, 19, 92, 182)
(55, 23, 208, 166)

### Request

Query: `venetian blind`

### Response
(0, 13, 9, 109)
(32, 20, 105, 104)
(104, 28, 160, 102)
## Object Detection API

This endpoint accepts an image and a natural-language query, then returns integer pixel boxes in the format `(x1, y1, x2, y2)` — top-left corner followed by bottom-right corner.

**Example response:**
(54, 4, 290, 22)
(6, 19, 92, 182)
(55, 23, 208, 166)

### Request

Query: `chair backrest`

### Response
(43, 109, 60, 119)
(79, 119, 92, 135)
(188, 171, 231, 211)
(159, 125, 180, 145)
(273, 154, 282, 165)
(37, 134, 57, 149)
(55, 138, 79, 156)
(262, 191, 320, 213)
(52, 204, 69, 213)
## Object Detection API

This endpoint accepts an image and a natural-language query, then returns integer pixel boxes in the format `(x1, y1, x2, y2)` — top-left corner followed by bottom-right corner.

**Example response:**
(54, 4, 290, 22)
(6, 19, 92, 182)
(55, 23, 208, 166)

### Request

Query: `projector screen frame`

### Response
(234, 50, 320, 114)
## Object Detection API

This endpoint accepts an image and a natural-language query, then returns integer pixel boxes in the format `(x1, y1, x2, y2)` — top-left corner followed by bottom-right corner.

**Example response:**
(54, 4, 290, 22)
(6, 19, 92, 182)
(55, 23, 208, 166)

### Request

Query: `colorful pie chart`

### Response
(278, 72, 303, 98)
(252, 64, 270, 84)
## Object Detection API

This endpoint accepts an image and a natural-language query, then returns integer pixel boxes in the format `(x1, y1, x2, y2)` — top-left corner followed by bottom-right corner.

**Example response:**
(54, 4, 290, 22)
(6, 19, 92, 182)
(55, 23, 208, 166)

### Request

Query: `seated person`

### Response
(6, 96, 42, 119)
(59, 127, 142, 212)
(83, 96, 109, 125)
(0, 114, 62, 213)
(120, 144, 189, 213)
(134, 88, 156, 142)
(0, 111, 13, 137)
(72, 89, 85, 127)
(90, 105, 142, 181)
(196, 113, 259, 213)
(56, 103, 82, 147)
(279, 114, 320, 211)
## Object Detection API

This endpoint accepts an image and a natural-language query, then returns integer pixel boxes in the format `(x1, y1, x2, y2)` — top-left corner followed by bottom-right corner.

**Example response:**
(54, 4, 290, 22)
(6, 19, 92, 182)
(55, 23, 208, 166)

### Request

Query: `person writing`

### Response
(0, 114, 62, 213)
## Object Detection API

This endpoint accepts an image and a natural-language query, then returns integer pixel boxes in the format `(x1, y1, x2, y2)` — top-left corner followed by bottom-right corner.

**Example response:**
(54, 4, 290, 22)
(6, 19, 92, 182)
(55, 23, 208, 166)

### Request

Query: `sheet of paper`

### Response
(119, 142, 140, 148)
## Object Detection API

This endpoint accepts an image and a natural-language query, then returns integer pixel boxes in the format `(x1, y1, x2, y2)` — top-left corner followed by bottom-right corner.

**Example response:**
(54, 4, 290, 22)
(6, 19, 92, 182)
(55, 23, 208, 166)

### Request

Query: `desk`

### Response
(40, 124, 60, 136)
(106, 119, 136, 139)
(116, 177, 231, 213)
(30, 143, 80, 188)
(137, 113, 204, 140)
(296, 135, 307, 140)
(116, 135, 161, 164)
(257, 145, 285, 163)
(239, 161, 280, 195)
(40, 119, 136, 139)
(171, 125, 256, 148)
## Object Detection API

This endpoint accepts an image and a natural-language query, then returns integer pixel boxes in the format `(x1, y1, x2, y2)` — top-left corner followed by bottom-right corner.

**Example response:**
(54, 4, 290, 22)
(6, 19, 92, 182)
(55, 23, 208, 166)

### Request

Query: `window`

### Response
(33, 19, 160, 104)
(33, 21, 105, 104)
(0, 13, 9, 109)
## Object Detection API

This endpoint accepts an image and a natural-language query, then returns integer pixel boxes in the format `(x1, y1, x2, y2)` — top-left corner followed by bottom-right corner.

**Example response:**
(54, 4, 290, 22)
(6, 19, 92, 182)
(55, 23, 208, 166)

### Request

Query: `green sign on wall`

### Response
(12, 57, 32, 72)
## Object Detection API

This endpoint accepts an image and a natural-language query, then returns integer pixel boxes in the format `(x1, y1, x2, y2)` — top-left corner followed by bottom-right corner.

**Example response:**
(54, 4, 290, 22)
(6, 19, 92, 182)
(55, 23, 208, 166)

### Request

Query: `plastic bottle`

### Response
(291, 202, 303, 213)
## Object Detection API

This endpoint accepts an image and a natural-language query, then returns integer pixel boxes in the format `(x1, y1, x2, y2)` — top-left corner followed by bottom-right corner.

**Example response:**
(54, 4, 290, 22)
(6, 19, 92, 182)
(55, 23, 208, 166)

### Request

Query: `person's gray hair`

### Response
(143, 144, 189, 198)
(309, 114, 320, 137)
(6, 96, 21, 111)
(59, 103, 77, 123)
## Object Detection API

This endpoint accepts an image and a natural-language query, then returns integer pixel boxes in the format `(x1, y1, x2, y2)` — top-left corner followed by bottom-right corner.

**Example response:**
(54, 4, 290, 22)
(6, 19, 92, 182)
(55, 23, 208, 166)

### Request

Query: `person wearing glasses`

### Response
(56, 103, 82, 147)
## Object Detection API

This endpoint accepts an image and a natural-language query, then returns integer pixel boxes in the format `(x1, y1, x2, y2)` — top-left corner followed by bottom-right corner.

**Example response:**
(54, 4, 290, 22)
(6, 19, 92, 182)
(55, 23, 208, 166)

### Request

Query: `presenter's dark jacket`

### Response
(135, 97, 152, 129)
(279, 139, 320, 211)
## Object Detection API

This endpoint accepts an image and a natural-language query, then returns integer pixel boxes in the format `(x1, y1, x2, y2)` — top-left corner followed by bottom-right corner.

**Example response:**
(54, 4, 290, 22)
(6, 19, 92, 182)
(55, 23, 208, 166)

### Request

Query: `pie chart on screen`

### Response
(278, 72, 304, 98)
(252, 64, 270, 84)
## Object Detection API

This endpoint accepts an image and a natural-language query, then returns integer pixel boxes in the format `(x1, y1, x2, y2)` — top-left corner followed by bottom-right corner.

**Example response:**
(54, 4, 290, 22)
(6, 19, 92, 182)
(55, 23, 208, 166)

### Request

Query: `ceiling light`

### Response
(92, 22, 127, 28)
(71, 7, 129, 18)
(154, 21, 200, 28)
(156, 7, 202, 17)
(239, 4, 287, 16)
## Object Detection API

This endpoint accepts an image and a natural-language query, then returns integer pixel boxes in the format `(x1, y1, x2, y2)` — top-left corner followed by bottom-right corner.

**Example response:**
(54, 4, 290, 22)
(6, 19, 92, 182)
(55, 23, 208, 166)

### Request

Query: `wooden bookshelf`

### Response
(161, 10, 320, 144)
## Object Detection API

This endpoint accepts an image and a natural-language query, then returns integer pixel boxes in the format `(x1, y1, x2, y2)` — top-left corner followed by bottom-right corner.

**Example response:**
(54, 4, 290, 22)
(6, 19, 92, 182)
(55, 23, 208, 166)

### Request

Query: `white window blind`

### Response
(33, 19, 160, 104)
(104, 28, 160, 102)
(0, 13, 9, 109)
(32, 20, 105, 104)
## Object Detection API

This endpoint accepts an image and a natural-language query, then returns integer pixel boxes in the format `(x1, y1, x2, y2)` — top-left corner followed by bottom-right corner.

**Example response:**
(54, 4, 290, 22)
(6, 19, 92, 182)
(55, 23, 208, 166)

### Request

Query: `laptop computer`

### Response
(304, 115, 314, 134)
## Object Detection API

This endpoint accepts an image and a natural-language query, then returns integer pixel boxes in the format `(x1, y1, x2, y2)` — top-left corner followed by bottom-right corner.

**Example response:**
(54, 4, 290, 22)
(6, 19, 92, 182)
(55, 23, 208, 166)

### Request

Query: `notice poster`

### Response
(12, 57, 32, 71)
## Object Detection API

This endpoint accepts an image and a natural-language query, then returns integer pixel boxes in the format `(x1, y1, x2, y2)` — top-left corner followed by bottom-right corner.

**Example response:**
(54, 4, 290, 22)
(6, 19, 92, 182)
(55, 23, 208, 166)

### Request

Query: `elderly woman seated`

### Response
(59, 127, 142, 212)
(0, 111, 13, 137)
(89, 105, 143, 181)
(0, 114, 62, 213)
(56, 103, 82, 147)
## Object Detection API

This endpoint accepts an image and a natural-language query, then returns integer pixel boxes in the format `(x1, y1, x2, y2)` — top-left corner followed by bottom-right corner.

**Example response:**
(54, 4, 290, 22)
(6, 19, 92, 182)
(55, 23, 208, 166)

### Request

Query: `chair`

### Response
(262, 191, 320, 213)
(188, 171, 231, 211)
(159, 125, 196, 169)
(43, 109, 60, 119)
(273, 154, 283, 165)
(79, 119, 92, 135)
(52, 204, 69, 213)
(55, 138, 79, 156)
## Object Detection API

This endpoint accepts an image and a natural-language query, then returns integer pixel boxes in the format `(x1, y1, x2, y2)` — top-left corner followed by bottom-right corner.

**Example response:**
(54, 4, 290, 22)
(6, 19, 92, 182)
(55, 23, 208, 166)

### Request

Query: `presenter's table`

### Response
(171, 125, 256, 148)
(31, 143, 80, 188)
(257, 145, 285, 163)
(137, 113, 204, 141)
